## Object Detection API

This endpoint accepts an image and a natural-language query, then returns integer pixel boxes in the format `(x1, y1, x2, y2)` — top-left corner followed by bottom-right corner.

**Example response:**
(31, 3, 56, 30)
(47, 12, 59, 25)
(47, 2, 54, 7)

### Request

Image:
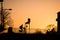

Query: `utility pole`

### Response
(0, 0, 3, 27)
(0, 0, 4, 27)
(25, 18, 31, 34)
(0, 0, 5, 32)
(29, 22, 30, 34)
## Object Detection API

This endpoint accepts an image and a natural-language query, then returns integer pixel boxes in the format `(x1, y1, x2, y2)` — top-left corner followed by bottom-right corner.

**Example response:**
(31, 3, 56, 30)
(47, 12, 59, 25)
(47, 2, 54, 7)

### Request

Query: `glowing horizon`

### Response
(1, 0, 60, 29)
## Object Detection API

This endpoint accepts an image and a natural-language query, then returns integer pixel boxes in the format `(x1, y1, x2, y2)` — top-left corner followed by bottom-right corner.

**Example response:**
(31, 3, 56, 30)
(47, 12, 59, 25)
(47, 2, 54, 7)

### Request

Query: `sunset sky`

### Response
(1, 0, 60, 29)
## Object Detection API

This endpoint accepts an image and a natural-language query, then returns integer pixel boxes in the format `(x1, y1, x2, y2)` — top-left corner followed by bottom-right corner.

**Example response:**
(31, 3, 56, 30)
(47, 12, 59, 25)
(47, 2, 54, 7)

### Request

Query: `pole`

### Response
(29, 23, 30, 34)
(1, 2, 3, 27)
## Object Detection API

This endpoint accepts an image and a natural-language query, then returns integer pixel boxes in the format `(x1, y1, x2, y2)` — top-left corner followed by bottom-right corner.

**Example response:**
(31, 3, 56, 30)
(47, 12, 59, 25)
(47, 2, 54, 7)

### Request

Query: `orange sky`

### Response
(2, 0, 60, 29)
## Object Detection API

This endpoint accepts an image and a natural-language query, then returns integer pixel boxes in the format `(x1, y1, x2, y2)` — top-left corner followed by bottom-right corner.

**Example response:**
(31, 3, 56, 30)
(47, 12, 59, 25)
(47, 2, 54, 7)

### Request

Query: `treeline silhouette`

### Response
(0, 0, 60, 40)
(0, 11, 60, 40)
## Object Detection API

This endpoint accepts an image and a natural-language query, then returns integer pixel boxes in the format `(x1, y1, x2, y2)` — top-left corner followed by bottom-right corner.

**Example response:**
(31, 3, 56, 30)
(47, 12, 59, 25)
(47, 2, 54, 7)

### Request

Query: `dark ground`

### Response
(0, 32, 60, 40)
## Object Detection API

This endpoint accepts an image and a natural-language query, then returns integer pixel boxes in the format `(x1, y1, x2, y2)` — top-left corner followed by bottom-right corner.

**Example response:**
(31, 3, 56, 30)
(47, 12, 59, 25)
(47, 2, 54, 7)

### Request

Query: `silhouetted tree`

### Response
(0, 10, 13, 32)
(0, 10, 6, 32)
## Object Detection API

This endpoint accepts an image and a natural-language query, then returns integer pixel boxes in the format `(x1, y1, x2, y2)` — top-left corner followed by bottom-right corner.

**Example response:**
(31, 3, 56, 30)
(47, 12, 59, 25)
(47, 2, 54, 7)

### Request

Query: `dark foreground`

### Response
(0, 32, 60, 40)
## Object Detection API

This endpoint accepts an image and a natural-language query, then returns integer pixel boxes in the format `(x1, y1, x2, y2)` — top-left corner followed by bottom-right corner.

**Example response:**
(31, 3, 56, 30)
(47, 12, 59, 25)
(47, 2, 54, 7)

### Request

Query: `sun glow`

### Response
(0, 0, 60, 34)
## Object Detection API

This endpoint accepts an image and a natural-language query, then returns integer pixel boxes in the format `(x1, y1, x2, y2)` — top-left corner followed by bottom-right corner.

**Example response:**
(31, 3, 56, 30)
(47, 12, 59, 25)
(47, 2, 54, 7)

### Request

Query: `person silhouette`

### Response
(19, 24, 23, 32)
(8, 27, 12, 33)
(56, 11, 60, 34)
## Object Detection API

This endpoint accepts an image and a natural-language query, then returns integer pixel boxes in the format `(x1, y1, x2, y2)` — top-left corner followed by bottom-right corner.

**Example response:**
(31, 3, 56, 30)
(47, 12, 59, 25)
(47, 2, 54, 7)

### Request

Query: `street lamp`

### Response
(3, 9, 12, 10)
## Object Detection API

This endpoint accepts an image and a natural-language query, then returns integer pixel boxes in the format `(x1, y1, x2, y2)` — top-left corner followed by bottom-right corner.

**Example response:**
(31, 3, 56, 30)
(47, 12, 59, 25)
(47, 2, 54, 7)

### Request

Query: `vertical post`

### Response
(1, 2, 3, 27)
(29, 23, 30, 34)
